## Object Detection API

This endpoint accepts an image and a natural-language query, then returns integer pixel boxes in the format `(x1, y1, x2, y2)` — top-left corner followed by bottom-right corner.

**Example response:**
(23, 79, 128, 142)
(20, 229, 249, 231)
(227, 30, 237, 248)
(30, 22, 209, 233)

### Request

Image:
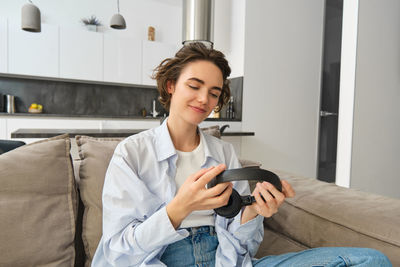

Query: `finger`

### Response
(261, 182, 285, 205)
(203, 183, 233, 209)
(196, 164, 226, 187)
(253, 185, 270, 214)
(205, 182, 233, 197)
(188, 166, 215, 182)
(281, 180, 295, 198)
(258, 183, 277, 212)
(213, 183, 233, 208)
(253, 185, 266, 206)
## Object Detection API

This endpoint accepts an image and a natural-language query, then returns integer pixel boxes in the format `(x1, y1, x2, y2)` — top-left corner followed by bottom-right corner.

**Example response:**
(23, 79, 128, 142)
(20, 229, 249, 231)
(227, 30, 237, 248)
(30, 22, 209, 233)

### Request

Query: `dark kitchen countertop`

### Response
(0, 112, 161, 120)
(11, 128, 255, 138)
(0, 112, 241, 122)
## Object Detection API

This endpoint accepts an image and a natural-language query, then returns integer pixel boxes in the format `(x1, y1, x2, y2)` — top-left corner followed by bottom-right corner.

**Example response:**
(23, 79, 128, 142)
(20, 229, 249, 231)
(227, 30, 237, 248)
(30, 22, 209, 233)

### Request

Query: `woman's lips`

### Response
(190, 105, 207, 113)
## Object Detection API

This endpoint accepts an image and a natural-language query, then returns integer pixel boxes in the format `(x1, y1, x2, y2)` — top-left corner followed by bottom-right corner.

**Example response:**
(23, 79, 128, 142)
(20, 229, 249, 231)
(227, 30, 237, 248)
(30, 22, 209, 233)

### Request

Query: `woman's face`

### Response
(168, 60, 223, 126)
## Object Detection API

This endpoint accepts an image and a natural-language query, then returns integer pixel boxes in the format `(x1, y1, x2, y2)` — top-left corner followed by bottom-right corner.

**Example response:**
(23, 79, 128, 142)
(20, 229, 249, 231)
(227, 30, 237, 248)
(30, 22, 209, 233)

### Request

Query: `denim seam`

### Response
(338, 255, 351, 266)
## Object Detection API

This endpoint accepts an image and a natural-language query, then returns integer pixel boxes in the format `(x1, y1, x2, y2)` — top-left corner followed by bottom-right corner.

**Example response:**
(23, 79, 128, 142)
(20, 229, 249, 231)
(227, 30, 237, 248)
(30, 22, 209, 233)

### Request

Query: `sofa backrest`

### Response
(0, 134, 78, 267)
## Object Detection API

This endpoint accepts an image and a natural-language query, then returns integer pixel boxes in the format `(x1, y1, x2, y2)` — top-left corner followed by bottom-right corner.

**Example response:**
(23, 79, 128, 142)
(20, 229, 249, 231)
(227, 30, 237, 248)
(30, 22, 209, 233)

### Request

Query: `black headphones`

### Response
(207, 168, 282, 218)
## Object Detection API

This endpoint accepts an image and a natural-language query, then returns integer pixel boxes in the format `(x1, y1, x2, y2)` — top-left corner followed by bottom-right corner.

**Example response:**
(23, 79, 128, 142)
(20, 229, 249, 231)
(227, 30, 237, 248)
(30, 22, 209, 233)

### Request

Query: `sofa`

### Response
(0, 133, 399, 267)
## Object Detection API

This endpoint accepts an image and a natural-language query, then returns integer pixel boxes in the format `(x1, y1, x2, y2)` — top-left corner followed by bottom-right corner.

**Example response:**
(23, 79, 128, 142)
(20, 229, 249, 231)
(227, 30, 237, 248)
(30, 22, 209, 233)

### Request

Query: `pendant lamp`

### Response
(21, 0, 41, 32)
(110, 0, 126, 29)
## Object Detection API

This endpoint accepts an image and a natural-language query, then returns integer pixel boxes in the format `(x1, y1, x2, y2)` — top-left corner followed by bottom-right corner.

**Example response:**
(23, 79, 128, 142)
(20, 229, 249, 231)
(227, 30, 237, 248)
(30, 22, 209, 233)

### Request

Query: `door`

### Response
(317, 0, 343, 183)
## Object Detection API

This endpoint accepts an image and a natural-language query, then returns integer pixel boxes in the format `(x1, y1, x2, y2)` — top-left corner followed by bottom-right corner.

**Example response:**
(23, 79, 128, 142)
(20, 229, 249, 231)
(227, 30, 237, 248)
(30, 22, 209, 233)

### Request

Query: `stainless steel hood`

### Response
(182, 0, 214, 48)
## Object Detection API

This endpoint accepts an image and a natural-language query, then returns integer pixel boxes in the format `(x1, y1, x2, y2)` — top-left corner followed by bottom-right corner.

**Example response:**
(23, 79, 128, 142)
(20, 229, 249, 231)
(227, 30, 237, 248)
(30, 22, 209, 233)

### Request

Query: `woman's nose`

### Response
(197, 89, 208, 103)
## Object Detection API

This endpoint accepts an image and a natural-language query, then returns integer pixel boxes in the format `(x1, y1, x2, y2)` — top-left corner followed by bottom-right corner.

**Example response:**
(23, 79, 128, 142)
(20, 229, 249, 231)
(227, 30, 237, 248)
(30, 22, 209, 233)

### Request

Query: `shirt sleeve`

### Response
(215, 143, 264, 267)
(98, 142, 187, 266)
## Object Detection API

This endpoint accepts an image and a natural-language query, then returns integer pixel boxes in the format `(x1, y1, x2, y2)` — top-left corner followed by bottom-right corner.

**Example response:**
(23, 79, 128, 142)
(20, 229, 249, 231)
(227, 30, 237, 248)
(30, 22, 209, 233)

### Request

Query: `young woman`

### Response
(92, 43, 391, 266)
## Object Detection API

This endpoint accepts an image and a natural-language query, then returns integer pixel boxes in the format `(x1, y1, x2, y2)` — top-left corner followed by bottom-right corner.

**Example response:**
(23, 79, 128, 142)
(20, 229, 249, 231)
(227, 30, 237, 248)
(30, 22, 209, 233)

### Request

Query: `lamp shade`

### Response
(110, 14, 126, 29)
(21, 3, 41, 32)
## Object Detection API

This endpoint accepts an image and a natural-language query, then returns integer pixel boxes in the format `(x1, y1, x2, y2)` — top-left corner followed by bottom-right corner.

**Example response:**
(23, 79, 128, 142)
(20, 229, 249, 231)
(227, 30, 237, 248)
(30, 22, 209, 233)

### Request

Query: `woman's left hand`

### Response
(241, 180, 295, 224)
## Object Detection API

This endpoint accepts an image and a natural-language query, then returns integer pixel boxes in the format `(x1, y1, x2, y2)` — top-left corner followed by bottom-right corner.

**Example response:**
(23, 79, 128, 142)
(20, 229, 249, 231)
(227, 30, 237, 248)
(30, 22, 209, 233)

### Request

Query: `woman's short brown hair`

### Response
(152, 42, 231, 112)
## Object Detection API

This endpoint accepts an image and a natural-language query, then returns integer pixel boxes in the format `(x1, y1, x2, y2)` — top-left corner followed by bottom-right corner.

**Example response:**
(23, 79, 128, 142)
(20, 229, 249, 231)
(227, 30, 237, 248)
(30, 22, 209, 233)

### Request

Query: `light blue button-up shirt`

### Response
(92, 119, 264, 267)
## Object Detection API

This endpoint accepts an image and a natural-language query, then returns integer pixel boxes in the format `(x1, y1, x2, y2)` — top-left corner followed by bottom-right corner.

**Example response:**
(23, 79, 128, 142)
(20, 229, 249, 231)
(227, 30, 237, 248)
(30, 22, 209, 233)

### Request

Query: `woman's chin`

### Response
(188, 114, 207, 125)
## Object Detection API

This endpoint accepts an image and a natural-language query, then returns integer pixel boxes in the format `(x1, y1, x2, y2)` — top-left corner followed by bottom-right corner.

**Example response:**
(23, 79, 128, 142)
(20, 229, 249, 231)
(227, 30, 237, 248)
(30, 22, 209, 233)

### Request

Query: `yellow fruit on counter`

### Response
(30, 103, 38, 109)
(38, 104, 43, 110)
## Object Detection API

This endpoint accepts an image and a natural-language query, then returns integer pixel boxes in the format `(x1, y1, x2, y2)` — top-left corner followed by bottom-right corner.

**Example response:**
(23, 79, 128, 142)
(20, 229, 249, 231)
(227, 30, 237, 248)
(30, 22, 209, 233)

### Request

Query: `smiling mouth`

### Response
(190, 105, 207, 113)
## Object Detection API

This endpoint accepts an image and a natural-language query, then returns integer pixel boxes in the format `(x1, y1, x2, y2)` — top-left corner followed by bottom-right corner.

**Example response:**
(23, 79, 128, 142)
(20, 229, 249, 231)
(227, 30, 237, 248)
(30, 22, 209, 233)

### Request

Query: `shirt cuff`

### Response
(229, 211, 264, 241)
(133, 206, 189, 252)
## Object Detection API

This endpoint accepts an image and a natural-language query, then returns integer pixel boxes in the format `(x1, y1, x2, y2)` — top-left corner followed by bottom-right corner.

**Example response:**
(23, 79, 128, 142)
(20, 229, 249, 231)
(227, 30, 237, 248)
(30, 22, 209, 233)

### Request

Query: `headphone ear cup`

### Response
(214, 189, 243, 219)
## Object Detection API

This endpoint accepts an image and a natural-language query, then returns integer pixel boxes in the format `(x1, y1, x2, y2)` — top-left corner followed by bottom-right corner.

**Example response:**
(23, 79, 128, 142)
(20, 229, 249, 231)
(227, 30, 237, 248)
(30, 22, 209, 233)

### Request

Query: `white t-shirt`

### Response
(175, 134, 215, 228)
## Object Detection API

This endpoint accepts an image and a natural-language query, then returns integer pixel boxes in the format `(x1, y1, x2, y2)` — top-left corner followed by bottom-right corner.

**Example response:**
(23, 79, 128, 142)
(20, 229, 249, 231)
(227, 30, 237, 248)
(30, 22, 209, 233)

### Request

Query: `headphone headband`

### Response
(207, 167, 282, 218)
(208, 167, 282, 192)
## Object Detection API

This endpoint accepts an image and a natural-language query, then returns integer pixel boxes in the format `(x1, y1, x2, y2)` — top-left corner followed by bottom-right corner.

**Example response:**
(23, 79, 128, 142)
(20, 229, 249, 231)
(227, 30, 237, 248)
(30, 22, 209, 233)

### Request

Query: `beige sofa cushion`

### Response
(256, 227, 307, 259)
(265, 169, 400, 266)
(0, 134, 77, 267)
(75, 135, 123, 267)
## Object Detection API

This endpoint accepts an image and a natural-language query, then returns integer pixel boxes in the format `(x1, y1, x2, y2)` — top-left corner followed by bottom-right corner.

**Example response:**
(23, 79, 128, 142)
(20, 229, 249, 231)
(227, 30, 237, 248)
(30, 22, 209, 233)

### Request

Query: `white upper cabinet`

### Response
(104, 34, 142, 85)
(0, 17, 7, 73)
(8, 22, 59, 77)
(2, 21, 179, 86)
(59, 27, 103, 81)
(142, 41, 177, 86)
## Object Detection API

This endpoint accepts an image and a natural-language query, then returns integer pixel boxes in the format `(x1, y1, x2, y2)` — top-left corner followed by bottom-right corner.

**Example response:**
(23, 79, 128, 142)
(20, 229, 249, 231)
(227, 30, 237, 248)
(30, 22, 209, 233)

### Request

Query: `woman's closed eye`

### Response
(210, 92, 220, 98)
(188, 84, 199, 90)
(188, 83, 220, 98)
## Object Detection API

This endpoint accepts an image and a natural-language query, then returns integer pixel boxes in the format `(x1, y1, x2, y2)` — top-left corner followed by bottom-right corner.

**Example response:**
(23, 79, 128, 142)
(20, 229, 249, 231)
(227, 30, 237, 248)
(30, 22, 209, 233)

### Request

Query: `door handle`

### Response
(320, 111, 338, 117)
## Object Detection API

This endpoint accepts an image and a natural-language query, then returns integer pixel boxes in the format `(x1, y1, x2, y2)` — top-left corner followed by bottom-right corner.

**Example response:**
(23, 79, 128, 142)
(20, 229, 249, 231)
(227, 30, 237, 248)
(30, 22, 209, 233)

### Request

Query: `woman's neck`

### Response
(167, 117, 200, 152)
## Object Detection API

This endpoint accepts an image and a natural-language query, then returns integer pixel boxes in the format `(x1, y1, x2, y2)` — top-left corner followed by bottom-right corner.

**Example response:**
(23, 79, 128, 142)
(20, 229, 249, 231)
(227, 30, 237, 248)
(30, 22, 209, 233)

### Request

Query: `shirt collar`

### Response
(154, 117, 222, 164)
(154, 118, 177, 162)
(199, 129, 224, 166)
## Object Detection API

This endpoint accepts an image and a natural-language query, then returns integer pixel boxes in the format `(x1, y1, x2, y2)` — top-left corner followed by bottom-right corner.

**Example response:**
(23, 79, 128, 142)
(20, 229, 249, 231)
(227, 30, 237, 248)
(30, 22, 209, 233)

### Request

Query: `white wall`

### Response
(242, 0, 325, 178)
(349, 0, 400, 198)
(213, 0, 245, 78)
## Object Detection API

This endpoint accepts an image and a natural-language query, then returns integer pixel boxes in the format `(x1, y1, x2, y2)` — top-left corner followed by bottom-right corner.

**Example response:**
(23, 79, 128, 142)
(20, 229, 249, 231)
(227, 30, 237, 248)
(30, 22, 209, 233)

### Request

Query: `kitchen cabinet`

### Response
(59, 27, 103, 81)
(2, 22, 180, 86)
(0, 17, 7, 73)
(8, 22, 59, 77)
(104, 35, 142, 84)
(142, 41, 178, 86)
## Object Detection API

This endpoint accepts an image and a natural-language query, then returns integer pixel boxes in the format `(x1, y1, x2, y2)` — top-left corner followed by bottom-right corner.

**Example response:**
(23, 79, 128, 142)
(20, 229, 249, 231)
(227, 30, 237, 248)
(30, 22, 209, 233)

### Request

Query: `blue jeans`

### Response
(160, 226, 218, 266)
(160, 226, 392, 267)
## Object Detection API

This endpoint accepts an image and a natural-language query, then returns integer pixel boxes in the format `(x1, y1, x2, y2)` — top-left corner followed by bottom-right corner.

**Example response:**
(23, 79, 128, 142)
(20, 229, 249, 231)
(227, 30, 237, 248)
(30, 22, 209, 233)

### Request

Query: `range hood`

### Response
(182, 0, 214, 48)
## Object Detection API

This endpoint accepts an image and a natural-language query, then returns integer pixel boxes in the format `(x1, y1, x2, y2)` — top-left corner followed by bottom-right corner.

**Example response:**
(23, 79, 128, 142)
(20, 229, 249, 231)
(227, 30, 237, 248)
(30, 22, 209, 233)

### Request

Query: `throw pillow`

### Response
(0, 134, 77, 267)
(75, 135, 123, 267)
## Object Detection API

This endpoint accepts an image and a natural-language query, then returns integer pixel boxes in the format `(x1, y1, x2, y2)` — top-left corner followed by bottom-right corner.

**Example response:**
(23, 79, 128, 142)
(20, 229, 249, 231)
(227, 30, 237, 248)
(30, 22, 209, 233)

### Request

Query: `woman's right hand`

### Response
(166, 164, 233, 229)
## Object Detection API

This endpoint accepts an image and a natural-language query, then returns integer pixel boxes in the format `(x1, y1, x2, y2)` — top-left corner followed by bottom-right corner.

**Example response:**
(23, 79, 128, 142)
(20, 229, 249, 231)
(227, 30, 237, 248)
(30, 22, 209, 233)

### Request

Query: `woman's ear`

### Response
(166, 80, 175, 95)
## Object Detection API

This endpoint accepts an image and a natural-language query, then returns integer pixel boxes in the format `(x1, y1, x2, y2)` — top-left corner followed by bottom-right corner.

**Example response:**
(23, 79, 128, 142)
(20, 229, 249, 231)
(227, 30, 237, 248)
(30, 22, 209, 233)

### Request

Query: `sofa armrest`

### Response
(262, 169, 400, 265)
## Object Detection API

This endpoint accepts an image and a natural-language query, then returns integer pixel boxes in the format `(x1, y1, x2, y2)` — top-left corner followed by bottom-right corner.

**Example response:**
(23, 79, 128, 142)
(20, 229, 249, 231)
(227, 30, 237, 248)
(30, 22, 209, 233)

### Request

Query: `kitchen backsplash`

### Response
(0, 75, 243, 120)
